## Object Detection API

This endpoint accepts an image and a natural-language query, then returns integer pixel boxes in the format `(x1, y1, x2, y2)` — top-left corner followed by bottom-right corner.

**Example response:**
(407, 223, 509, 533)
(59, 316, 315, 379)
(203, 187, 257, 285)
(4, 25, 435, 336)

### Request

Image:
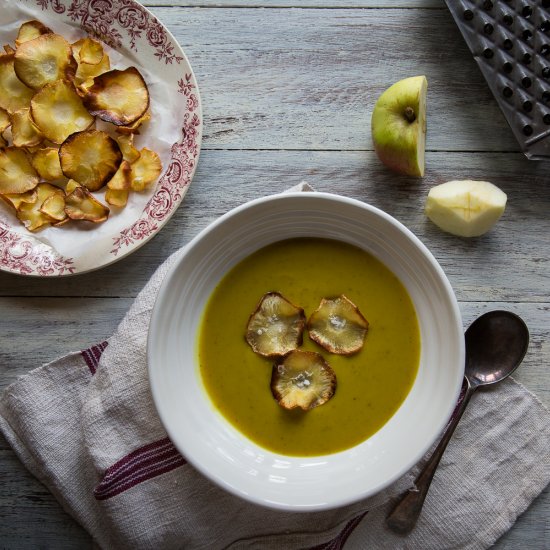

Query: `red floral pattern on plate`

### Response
(65, 0, 184, 62)
(0, 222, 76, 275)
(0, 0, 201, 276)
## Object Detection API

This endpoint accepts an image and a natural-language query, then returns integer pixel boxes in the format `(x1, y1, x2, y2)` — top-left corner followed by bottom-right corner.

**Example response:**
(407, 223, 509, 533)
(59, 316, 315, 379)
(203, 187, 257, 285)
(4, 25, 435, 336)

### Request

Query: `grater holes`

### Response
(447, 0, 550, 152)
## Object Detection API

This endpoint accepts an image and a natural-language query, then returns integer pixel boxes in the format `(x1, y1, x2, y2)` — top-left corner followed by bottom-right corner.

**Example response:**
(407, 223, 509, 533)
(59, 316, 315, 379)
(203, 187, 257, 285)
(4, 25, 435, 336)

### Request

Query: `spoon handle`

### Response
(386, 379, 476, 535)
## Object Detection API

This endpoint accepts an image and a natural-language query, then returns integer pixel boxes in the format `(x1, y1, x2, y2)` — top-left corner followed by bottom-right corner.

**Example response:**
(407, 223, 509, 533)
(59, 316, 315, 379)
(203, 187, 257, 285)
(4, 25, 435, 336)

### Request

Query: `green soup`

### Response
(198, 238, 420, 456)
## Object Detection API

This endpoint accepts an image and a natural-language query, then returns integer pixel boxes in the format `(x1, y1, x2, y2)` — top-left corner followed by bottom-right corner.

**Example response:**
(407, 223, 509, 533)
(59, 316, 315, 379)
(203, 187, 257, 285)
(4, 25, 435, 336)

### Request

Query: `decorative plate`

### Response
(0, 0, 202, 276)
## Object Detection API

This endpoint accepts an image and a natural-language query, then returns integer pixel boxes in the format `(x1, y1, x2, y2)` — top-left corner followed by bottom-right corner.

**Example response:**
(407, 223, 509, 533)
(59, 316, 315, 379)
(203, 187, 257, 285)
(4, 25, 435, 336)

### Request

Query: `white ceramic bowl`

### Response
(147, 192, 464, 511)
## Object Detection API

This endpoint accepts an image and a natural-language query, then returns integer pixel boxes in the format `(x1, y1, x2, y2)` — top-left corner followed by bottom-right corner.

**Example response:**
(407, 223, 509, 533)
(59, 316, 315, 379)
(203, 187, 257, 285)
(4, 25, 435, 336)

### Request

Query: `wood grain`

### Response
(0, 450, 92, 549)
(148, 6, 520, 152)
(0, 298, 131, 389)
(144, 1, 442, 7)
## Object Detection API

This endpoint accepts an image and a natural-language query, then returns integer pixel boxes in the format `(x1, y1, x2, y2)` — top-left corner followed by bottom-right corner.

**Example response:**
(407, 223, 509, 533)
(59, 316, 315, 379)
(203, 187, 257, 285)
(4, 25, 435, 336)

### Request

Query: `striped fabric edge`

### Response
(307, 511, 369, 550)
(81, 341, 108, 375)
(94, 437, 186, 500)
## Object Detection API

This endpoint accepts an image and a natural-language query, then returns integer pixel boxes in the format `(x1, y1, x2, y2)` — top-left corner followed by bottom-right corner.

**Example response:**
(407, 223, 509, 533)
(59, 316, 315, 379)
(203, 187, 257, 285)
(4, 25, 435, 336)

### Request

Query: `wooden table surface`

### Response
(1, 0, 549, 547)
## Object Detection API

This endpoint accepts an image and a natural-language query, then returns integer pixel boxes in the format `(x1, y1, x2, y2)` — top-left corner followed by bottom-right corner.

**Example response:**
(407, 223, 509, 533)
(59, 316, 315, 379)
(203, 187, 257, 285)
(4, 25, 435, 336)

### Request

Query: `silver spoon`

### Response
(386, 310, 529, 535)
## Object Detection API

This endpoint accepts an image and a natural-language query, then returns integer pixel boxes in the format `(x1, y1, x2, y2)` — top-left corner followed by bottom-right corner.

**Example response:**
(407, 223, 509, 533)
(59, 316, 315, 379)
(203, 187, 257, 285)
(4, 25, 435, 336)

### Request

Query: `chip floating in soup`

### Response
(198, 238, 420, 457)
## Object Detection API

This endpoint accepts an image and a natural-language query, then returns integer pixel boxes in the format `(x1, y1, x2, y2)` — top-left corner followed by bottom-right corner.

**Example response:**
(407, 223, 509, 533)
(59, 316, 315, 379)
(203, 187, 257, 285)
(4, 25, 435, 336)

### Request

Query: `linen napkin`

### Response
(1, 184, 549, 550)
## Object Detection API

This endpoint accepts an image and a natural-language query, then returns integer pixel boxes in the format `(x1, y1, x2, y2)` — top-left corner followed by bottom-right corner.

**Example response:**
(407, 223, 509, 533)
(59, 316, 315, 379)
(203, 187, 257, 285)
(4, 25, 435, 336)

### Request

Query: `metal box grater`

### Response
(445, 0, 550, 159)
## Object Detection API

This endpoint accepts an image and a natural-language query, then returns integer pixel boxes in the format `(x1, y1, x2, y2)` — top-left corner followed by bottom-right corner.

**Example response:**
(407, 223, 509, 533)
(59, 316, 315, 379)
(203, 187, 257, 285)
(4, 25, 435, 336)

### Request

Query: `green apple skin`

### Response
(425, 180, 507, 237)
(371, 76, 427, 177)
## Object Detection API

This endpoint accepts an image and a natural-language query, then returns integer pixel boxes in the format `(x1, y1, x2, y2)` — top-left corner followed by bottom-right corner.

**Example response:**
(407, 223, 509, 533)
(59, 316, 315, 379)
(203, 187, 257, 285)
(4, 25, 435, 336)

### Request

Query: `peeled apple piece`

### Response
(425, 180, 507, 237)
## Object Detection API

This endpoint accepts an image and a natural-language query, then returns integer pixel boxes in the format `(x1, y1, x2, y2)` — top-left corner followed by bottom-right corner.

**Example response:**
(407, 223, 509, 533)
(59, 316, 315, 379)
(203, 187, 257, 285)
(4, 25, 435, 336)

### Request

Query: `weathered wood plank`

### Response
(144, 1, 442, 7)
(0, 449, 93, 549)
(0, 298, 132, 391)
(492, 485, 550, 550)
(0, 150, 548, 301)
(145, 7, 519, 152)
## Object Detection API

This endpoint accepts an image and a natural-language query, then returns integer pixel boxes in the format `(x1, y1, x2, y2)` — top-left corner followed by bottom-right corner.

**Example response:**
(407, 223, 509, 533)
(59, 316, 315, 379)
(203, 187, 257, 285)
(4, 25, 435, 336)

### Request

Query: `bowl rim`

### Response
(147, 191, 465, 511)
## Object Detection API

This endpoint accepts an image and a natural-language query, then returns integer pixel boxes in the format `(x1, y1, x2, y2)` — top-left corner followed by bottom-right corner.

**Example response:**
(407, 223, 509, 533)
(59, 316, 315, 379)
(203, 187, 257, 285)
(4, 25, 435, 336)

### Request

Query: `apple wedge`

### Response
(371, 75, 427, 177)
(425, 180, 507, 237)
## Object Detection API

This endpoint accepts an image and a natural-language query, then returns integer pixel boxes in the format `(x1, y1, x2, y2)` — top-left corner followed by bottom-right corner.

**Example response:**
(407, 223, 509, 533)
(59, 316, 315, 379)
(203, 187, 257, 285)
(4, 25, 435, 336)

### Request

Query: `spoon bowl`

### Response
(386, 310, 529, 534)
(465, 310, 529, 387)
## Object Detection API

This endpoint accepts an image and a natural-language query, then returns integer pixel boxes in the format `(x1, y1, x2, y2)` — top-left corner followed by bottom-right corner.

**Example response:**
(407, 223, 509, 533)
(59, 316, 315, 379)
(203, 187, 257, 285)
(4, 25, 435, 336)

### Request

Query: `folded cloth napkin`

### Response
(1, 184, 549, 550)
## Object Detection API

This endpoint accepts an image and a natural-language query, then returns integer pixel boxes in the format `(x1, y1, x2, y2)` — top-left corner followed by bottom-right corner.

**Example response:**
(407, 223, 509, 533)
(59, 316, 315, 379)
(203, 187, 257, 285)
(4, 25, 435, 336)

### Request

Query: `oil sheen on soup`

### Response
(197, 238, 420, 456)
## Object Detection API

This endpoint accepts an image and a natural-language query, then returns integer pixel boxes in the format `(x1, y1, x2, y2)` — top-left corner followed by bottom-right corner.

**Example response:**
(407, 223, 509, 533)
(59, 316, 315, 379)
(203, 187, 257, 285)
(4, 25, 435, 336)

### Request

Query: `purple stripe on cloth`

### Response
(81, 341, 108, 375)
(94, 437, 186, 500)
(307, 511, 368, 550)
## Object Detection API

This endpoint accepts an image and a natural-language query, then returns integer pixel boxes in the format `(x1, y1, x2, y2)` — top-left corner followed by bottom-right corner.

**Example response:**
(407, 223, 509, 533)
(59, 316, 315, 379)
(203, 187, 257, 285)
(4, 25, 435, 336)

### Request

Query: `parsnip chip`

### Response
(31, 147, 64, 180)
(0, 54, 34, 114)
(83, 67, 149, 126)
(16, 182, 61, 231)
(10, 108, 43, 147)
(73, 38, 104, 65)
(105, 187, 129, 207)
(59, 129, 122, 191)
(16, 203, 52, 231)
(0, 147, 39, 194)
(116, 134, 140, 163)
(72, 37, 111, 87)
(107, 159, 131, 190)
(75, 53, 110, 87)
(0, 108, 10, 133)
(30, 79, 95, 144)
(65, 178, 82, 194)
(1, 22, 160, 232)
(130, 148, 162, 191)
(307, 295, 369, 355)
(0, 188, 37, 210)
(14, 33, 76, 90)
(245, 292, 306, 357)
(65, 186, 109, 223)
(15, 20, 53, 47)
(76, 77, 95, 92)
(271, 351, 337, 411)
(40, 192, 67, 222)
(115, 109, 151, 135)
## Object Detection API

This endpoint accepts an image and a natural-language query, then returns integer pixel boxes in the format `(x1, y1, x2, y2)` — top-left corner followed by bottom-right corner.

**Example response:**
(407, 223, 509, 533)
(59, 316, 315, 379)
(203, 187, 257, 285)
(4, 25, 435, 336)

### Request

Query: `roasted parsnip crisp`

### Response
(0, 20, 163, 232)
